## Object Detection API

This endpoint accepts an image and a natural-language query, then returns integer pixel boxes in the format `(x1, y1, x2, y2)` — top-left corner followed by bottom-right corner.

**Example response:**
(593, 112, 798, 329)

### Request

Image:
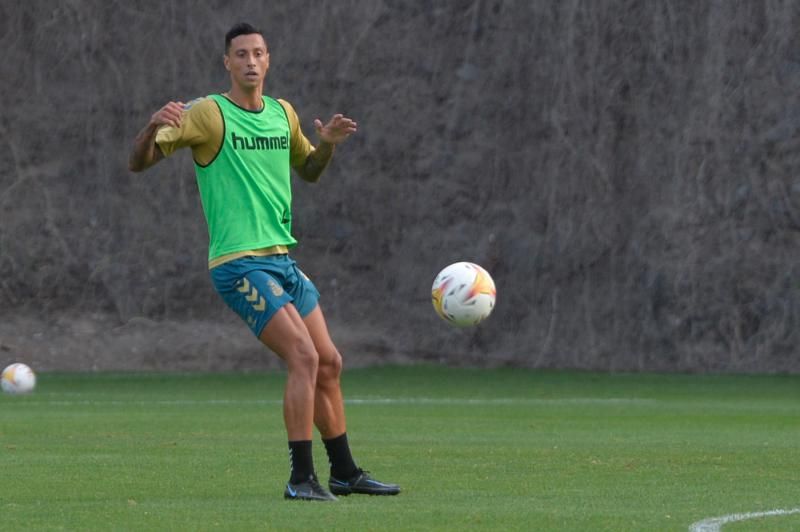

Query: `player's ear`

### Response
(223, 53, 231, 72)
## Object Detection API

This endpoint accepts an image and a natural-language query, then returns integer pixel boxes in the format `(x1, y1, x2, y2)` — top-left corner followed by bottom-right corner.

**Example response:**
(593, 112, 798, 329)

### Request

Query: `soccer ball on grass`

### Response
(431, 262, 496, 327)
(1, 363, 37, 394)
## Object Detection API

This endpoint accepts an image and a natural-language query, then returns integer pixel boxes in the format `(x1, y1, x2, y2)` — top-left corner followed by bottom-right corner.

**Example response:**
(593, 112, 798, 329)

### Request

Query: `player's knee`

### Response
(318, 348, 343, 382)
(285, 337, 320, 375)
(329, 349, 343, 378)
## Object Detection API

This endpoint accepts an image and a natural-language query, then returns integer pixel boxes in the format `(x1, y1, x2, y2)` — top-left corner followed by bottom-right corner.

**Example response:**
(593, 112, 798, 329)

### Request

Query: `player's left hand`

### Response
(314, 114, 357, 145)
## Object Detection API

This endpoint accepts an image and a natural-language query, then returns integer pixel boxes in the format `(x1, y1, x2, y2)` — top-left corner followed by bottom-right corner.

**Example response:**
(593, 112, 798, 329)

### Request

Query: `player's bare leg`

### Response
(302, 306, 346, 438)
(259, 305, 318, 440)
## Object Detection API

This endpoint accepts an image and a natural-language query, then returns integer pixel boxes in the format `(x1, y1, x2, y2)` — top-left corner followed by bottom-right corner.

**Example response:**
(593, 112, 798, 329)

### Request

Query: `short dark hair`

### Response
(225, 23, 264, 53)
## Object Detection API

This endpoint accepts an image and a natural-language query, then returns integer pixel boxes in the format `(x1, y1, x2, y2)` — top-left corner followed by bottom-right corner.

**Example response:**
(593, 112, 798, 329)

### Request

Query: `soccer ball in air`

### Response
(431, 262, 496, 327)
(1, 363, 36, 394)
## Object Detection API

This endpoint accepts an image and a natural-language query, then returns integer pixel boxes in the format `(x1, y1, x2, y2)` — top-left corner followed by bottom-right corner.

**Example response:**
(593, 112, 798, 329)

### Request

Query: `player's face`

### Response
(224, 33, 270, 89)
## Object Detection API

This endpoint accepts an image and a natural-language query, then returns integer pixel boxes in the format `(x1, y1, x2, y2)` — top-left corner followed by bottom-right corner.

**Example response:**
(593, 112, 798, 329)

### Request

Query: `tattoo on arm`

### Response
(300, 142, 335, 182)
(128, 123, 163, 172)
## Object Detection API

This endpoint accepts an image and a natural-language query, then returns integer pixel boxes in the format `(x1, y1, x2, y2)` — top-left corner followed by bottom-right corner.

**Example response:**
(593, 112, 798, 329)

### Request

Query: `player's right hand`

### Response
(150, 101, 185, 129)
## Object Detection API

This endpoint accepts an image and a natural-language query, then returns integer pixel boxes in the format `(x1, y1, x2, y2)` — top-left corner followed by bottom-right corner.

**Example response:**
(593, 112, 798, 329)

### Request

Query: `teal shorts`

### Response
(209, 254, 320, 337)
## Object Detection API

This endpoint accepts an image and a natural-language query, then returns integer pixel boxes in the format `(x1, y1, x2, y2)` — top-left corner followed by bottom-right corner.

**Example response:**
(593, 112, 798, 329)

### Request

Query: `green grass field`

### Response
(1, 365, 799, 531)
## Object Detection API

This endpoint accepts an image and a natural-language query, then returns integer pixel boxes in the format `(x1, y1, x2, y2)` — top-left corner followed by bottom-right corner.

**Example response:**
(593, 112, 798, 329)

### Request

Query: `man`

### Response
(128, 22, 399, 502)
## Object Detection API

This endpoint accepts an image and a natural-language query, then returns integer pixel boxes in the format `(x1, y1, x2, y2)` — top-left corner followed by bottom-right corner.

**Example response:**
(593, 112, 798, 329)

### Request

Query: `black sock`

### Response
(288, 440, 315, 483)
(323, 432, 358, 479)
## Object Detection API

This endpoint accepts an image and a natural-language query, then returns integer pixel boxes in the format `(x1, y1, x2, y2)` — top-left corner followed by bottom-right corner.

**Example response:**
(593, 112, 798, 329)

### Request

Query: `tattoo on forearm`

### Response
(129, 124, 162, 171)
(303, 145, 334, 181)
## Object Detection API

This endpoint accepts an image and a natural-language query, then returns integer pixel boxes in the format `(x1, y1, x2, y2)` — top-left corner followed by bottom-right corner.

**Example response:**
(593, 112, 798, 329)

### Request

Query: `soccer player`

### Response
(128, 22, 400, 502)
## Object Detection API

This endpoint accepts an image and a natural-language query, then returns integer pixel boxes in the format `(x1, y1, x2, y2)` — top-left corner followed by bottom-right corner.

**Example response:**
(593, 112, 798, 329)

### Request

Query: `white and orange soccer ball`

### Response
(1, 363, 36, 395)
(431, 262, 496, 327)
